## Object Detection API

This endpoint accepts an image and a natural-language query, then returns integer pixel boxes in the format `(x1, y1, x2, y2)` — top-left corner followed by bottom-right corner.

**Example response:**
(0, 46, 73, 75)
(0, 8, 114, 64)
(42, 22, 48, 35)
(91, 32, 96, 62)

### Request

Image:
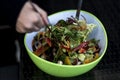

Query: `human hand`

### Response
(16, 1, 48, 33)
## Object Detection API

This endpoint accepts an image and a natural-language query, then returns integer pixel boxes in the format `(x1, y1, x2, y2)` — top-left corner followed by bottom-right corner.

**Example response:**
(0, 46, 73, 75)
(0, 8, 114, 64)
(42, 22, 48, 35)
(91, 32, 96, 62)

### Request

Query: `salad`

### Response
(32, 16, 100, 65)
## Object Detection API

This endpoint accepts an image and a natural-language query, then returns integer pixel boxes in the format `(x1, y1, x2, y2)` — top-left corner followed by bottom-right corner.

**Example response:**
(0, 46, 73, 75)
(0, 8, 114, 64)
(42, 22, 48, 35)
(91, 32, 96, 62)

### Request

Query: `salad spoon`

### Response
(75, 0, 83, 20)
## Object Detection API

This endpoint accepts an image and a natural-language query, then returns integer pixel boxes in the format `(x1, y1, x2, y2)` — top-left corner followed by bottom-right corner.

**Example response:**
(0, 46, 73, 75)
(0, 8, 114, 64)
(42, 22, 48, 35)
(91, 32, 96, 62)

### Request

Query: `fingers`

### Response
(16, 1, 49, 33)
(32, 3, 49, 25)
(16, 11, 44, 33)
(16, 20, 40, 33)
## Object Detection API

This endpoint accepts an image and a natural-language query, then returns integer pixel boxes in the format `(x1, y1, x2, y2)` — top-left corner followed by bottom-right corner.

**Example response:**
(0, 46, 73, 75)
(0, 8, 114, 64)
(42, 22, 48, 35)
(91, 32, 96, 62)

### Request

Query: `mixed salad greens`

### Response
(32, 16, 100, 65)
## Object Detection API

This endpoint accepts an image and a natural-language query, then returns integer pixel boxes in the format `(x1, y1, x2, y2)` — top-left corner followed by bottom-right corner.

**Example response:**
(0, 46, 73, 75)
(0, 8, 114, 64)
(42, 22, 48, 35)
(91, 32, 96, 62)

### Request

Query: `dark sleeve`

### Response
(0, 0, 27, 27)
(33, 0, 78, 15)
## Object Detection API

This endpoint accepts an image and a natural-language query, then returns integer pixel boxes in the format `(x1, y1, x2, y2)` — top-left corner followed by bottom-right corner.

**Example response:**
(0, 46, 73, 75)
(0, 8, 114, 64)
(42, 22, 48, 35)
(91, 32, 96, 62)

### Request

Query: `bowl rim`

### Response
(24, 10, 108, 68)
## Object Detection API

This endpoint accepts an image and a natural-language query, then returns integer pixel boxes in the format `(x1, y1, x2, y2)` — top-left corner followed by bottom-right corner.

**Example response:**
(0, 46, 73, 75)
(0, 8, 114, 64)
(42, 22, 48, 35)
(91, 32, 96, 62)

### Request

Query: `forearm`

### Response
(0, 0, 27, 27)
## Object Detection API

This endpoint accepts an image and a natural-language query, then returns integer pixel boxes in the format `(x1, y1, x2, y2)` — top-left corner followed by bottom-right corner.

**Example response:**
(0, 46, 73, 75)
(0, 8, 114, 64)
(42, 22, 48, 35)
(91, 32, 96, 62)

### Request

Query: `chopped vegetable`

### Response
(64, 56, 72, 65)
(78, 54, 86, 62)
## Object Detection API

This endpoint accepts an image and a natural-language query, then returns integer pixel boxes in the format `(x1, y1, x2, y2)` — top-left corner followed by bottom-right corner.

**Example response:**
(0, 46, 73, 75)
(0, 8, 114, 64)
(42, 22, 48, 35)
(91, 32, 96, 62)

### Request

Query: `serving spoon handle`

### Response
(75, 0, 83, 20)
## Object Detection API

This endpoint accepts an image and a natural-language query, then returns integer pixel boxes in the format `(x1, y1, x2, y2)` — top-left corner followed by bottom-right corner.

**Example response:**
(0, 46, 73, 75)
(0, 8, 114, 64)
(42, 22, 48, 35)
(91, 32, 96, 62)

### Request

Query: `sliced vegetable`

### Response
(78, 54, 86, 62)
(45, 38, 52, 47)
(64, 56, 72, 65)
(34, 45, 49, 56)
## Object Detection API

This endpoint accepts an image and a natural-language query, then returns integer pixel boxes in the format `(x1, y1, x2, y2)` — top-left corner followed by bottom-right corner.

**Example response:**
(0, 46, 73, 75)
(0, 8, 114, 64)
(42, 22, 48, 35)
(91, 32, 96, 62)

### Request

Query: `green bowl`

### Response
(24, 10, 108, 77)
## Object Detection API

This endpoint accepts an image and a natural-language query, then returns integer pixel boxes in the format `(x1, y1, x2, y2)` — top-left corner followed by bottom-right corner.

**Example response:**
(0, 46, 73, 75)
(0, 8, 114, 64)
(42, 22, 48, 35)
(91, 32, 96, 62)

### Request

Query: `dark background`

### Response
(1, 0, 119, 80)
(19, 0, 120, 80)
